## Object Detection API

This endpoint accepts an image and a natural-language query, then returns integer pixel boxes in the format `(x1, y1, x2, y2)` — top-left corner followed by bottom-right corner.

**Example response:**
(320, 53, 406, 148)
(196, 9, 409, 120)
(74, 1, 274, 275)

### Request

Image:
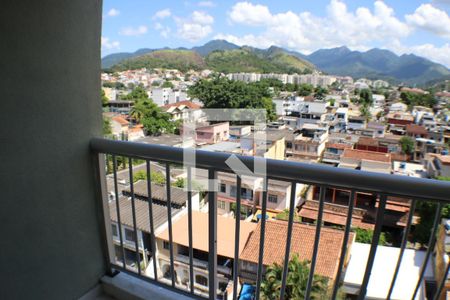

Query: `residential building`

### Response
(290, 124, 328, 162)
(386, 112, 415, 135)
(156, 211, 257, 296)
(195, 122, 230, 145)
(162, 100, 203, 121)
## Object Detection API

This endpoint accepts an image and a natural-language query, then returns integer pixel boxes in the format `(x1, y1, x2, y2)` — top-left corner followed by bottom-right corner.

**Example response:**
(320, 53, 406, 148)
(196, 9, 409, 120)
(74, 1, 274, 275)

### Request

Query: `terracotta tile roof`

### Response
(162, 100, 202, 110)
(109, 196, 181, 233)
(157, 211, 257, 259)
(325, 142, 352, 150)
(406, 124, 428, 136)
(357, 137, 379, 147)
(240, 220, 354, 279)
(342, 149, 391, 163)
(112, 115, 129, 126)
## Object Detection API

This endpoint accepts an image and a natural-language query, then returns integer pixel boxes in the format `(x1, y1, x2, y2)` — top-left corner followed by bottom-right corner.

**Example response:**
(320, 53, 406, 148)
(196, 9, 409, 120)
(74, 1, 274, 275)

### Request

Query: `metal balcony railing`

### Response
(91, 137, 450, 300)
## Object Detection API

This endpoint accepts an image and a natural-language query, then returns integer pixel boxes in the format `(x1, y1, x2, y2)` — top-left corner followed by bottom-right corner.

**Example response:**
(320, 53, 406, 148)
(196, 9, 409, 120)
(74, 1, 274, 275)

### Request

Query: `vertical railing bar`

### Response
(386, 199, 417, 300)
(331, 190, 356, 300)
(208, 169, 218, 300)
(128, 157, 141, 275)
(357, 194, 387, 300)
(113, 155, 126, 269)
(165, 163, 176, 288)
(232, 175, 242, 300)
(304, 185, 326, 300)
(187, 166, 194, 294)
(433, 259, 450, 300)
(412, 201, 442, 300)
(255, 177, 269, 300)
(280, 181, 297, 300)
(146, 160, 158, 281)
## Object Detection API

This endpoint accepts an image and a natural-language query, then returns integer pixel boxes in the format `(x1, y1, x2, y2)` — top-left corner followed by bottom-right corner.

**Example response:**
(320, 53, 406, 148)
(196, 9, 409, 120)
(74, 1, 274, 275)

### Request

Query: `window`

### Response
(218, 200, 226, 210)
(195, 275, 208, 287)
(268, 194, 278, 203)
(125, 228, 135, 242)
(163, 241, 170, 250)
(230, 185, 237, 197)
(111, 224, 118, 237)
(220, 183, 226, 193)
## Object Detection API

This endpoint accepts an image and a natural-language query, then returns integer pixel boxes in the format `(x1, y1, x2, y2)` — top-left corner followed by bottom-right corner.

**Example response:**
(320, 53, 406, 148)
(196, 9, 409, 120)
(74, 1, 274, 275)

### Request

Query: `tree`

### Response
(101, 89, 109, 107)
(399, 136, 414, 155)
(400, 91, 437, 108)
(314, 86, 328, 99)
(354, 228, 387, 245)
(359, 104, 371, 122)
(123, 86, 148, 101)
(260, 255, 328, 300)
(359, 89, 373, 106)
(103, 118, 112, 137)
(297, 83, 314, 96)
(129, 98, 176, 135)
(188, 75, 276, 121)
(132, 170, 166, 184)
(161, 81, 174, 89)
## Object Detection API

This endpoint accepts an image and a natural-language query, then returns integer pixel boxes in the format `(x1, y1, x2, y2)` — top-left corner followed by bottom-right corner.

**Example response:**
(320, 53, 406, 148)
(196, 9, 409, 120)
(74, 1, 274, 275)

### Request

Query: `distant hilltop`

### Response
(102, 39, 450, 85)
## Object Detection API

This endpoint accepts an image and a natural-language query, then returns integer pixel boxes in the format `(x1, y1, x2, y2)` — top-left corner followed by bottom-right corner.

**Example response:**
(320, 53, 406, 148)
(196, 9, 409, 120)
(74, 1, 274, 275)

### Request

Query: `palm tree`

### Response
(359, 104, 371, 122)
(260, 255, 329, 300)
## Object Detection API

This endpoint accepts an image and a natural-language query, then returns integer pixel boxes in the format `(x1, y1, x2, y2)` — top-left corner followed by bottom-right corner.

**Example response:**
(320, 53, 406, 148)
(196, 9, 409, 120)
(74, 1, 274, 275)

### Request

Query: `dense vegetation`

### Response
(188, 75, 277, 121)
(110, 48, 314, 74)
(111, 50, 206, 73)
(400, 91, 437, 108)
(125, 86, 178, 135)
(260, 255, 329, 300)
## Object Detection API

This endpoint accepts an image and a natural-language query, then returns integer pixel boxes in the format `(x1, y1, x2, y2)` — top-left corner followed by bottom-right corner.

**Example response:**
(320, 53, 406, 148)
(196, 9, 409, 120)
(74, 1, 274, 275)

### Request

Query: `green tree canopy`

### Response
(354, 228, 387, 245)
(297, 83, 314, 96)
(161, 80, 174, 89)
(103, 117, 112, 137)
(359, 89, 373, 106)
(130, 98, 176, 135)
(399, 136, 414, 155)
(400, 91, 437, 108)
(101, 89, 109, 107)
(188, 75, 276, 121)
(314, 86, 328, 99)
(123, 86, 148, 101)
(260, 255, 329, 300)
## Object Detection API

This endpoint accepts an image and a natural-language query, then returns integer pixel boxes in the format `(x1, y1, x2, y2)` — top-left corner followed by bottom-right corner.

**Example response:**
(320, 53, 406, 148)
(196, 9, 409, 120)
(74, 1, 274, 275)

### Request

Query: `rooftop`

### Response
(122, 180, 192, 207)
(109, 196, 180, 233)
(342, 149, 391, 163)
(157, 211, 257, 259)
(239, 220, 354, 279)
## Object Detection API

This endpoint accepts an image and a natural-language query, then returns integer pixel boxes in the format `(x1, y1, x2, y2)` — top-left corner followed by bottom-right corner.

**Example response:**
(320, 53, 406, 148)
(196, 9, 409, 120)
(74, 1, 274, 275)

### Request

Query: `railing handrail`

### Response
(91, 137, 450, 202)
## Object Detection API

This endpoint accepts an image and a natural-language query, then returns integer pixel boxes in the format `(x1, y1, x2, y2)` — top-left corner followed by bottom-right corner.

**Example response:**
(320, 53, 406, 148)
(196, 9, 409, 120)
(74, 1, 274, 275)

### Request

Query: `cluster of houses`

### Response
(103, 70, 450, 299)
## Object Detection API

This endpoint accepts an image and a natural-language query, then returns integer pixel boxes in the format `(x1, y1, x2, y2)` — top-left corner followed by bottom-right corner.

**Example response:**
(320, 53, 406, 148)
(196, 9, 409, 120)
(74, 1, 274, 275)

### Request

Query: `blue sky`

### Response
(102, 0, 450, 67)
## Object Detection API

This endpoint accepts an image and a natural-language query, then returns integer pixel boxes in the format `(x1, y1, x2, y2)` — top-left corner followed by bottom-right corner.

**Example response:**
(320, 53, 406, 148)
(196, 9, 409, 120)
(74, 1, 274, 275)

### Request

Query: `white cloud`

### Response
(223, 0, 411, 53)
(101, 37, 120, 50)
(153, 9, 172, 20)
(106, 8, 120, 17)
(175, 11, 214, 42)
(198, 1, 215, 7)
(390, 40, 450, 67)
(406, 4, 450, 38)
(191, 11, 214, 24)
(119, 25, 148, 36)
(154, 22, 171, 38)
(229, 2, 272, 26)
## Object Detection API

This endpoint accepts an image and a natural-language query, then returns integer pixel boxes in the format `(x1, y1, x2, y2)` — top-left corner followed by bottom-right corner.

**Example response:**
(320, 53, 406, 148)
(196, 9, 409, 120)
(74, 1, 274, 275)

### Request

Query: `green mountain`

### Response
(191, 39, 239, 56)
(110, 50, 206, 72)
(306, 47, 450, 84)
(103, 40, 450, 84)
(110, 46, 315, 74)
